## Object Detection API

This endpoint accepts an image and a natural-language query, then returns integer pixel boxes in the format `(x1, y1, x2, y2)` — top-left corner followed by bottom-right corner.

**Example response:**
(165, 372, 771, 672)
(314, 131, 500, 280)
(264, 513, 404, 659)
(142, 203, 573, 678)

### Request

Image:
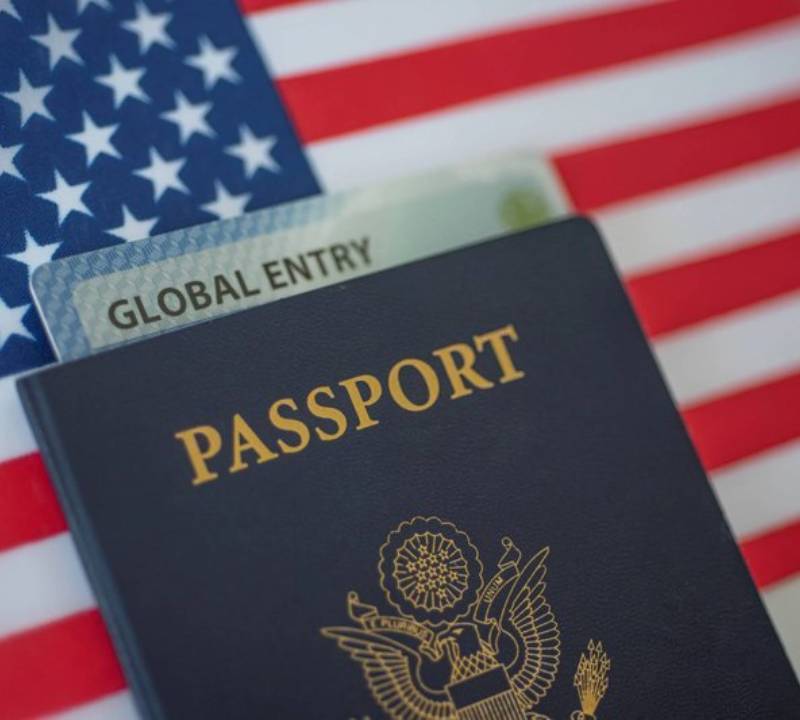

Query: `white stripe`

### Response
(599, 151, 800, 276)
(307, 21, 800, 191)
(653, 291, 800, 406)
(762, 574, 800, 680)
(0, 533, 94, 639)
(250, 0, 664, 77)
(44, 692, 138, 720)
(0, 372, 36, 461)
(711, 440, 800, 540)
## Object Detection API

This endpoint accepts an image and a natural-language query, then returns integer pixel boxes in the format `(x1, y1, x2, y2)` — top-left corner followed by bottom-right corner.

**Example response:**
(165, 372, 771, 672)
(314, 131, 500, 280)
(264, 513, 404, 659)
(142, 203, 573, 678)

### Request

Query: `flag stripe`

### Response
(306, 21, 800, 191)
(557, 93, 800, 212)
(0, 534, 93, 639)
(599, 150, 800, 276)
(0, 610, 125, 720)
(276, 0, 800, 143)
(653, 292, 800, 406)
(45, 692, 138, 720)
(712, 440, 800, 540)
(684, 369, 800, 472)
(762, 574, 800, 678)
(740, 519, 800, 589)
(0, 374, 37, 461)
(0, 453, 66, 553)
(627, 226, 800, 338)
(246, 0, 661, 78)
(238, 0, 319, 13)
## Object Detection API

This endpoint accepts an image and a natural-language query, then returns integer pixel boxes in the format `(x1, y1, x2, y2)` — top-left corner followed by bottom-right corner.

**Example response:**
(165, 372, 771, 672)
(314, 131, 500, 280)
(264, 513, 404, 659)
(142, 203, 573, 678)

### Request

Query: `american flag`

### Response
(1, 0, 799, 716)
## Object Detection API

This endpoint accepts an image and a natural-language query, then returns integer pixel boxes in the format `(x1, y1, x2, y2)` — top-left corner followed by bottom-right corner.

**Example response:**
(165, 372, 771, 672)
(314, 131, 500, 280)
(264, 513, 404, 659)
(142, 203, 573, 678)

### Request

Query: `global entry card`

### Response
(32, 154, 567, 361)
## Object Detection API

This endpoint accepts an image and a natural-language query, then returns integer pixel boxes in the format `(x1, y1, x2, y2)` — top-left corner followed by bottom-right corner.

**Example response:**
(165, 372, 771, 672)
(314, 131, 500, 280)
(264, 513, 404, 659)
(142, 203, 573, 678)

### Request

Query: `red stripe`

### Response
(627, 226, 800, 338)
(0, 453, 66, 552)
(683, 370, 800, 472)
(558, 93, 800, 211)
(237, 0, 319, 13)
(0, 610, 125, 720)
(740, 518, 800, 588)
(277, 0, 800, 143)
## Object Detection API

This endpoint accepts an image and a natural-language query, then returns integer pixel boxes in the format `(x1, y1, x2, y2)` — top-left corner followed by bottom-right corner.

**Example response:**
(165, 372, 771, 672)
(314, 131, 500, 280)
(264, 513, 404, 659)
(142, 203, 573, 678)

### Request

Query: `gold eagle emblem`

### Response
(322, 516, 610, 720)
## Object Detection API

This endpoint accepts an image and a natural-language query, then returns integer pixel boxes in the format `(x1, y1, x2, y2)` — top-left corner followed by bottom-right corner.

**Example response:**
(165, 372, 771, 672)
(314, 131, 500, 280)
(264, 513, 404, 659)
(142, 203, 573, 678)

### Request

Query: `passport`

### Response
(18, 218, 800, 719)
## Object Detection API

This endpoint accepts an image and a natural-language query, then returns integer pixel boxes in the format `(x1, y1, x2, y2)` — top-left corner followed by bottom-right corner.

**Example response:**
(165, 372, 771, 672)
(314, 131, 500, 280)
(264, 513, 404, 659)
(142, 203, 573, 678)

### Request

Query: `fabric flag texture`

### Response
(0, 0, 799, 717)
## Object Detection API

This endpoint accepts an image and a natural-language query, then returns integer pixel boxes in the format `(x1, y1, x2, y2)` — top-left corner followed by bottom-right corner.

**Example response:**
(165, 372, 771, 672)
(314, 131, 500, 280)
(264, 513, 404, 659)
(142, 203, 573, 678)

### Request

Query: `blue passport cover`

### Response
(19, 218, 800, 719)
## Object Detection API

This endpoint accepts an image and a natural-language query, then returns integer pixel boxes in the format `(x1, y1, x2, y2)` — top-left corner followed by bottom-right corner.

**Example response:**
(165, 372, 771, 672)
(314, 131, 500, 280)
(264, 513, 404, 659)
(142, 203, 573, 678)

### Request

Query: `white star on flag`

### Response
(186, 35, 240, 90)
(226, 125, 279, 178)
(161, 92, 214, 144)
(7, 230, 60, 273)
(0, 299, 33, 346)
(0, 0, 20, 21)
(135, 148, 188, 200)
(39, 170, 91, 225)
(108, 206, 158, 242)
(68, 112, 120, 166)
(97, 56, 149, 108)
(123, 3, 174, 54)
(5, 71, 53, 126)
(32, 15, 83, 70)
(0, 143, 23, 180)
(76, 0, 111, 13)
(202, 180, 250, 219)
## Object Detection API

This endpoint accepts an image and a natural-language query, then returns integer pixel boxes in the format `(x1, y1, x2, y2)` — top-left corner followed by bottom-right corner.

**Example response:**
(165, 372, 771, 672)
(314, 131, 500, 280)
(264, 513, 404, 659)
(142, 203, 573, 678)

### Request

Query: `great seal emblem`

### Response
(322, 516, 611, 720)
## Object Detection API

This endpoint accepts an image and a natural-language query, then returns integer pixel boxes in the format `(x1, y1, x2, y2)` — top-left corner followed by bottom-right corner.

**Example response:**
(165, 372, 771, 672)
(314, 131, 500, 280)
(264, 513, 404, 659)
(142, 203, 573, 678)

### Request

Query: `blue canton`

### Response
(0, 0, 319, 376)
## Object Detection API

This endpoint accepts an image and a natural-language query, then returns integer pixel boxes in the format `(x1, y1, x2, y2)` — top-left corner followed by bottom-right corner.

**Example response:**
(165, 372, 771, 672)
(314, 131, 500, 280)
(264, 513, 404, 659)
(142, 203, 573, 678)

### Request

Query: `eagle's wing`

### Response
(322, 627, 456, 720)
(500, 547, 561, 705)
